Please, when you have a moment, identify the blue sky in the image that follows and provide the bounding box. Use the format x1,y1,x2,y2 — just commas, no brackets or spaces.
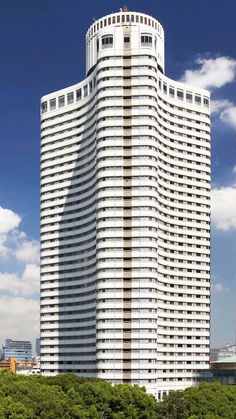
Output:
0,0,235,349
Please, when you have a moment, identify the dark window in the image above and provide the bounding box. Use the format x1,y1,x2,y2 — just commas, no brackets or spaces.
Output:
76,89,82,101
124,36,130,47
67,92,74,105
177,90,184,100
141,35,152,46
83,85,88,97
102,35,113,48
49,99,56,111
58,96,65,107
195,95,201,104
169,87,175,97
186,92,192,103
41,102,47,113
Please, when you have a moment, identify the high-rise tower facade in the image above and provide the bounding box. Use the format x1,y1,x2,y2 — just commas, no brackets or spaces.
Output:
40,10,211,398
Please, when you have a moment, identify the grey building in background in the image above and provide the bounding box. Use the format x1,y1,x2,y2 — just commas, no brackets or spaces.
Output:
35,338,40,357
3,339,32,362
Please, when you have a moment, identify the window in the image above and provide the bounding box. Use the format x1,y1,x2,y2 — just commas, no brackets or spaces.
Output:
58,96,65,107
67,92,74,105
102,35,113,48
49,99,56,111
83,85,88,97
186,92,192,103
195,95,201,105
177,90,184,100
203,97,209,108
124,35,130,47
76,89,82,101
41,102,47,113
141,34,152,46
169,87,175,98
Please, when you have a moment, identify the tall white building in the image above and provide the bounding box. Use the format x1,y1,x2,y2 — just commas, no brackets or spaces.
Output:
40,10,211,399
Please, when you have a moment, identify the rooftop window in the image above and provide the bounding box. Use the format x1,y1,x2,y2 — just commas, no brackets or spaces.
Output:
67,92,74,105
58,95,65,107
102,35,113,48
49,99,56,111
141,34,152,46
41,102,47,113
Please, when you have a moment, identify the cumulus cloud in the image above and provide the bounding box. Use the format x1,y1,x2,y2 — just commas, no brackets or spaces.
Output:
211,186,236,230
0,297,39,343
0,204,40,343
15,240,40,264
180,56,236,90
212,283,229,293
0,207,21,256
220,105,236,128
210,98,236,129
0,207,21,234
0,264,39,297
211,99,233,114
0,205,40,264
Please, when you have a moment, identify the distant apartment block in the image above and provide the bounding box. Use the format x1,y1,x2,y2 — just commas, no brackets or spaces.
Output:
3,339,32,362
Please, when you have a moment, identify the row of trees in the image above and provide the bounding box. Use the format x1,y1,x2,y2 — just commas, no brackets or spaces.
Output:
0,372,235,418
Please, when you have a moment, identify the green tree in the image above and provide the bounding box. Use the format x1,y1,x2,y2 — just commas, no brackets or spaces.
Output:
157,382,236,419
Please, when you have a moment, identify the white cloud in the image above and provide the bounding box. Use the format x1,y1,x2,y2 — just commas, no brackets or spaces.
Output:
0,204,40,344
0,207,21,257
0,297,39,343
15,240,40,264
0,263,39,297
212,283,229,293
220,105,236,128
211,186,236,230
0,207,21,235
211,99,232,114
180,56,236,90
210,98,236,129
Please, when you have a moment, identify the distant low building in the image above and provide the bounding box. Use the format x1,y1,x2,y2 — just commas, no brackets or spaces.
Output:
0,358,38,374
210,355,236,385
2,339,32,362
197,353,236,385
0,358,18,373
210,344,236,362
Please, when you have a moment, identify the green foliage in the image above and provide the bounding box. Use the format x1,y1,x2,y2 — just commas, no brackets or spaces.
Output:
0,372,235,419
157,382,236,419
0,371,157,418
